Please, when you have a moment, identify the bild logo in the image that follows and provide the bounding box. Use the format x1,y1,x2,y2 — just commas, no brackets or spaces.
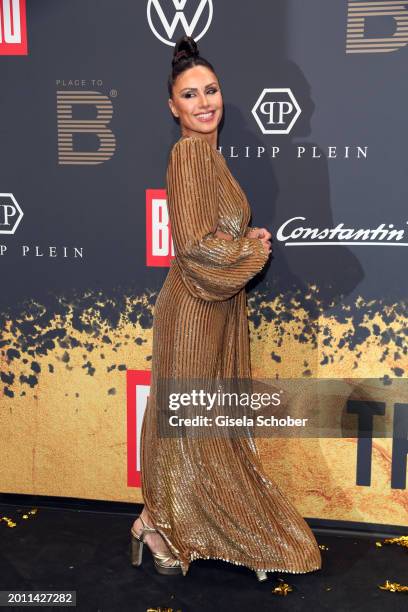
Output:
0,0,27,55
127,370,151,488
146,188,175,267
147,0,213,46
252,88,301,135
0,193,23,234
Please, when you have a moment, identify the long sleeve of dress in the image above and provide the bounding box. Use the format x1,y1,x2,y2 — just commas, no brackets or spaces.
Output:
166,137,269,302
245,226,262,237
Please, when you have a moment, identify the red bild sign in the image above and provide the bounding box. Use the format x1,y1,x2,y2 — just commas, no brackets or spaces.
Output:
0,0,28,55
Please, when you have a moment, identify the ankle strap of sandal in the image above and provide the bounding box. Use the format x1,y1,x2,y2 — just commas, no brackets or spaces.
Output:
139,515,157,535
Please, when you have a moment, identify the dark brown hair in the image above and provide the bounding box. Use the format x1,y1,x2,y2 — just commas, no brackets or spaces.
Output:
168,35,217,98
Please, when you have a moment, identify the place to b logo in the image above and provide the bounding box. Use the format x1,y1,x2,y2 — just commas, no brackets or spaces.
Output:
252,88,301,135
56,91,116,165
0,0,28,55
147,0,213,46
346,0,408,54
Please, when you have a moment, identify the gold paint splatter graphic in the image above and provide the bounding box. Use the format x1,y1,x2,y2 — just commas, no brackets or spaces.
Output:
0,289,156,399
248,287,407,378
0,288,157,502
0,285,406,519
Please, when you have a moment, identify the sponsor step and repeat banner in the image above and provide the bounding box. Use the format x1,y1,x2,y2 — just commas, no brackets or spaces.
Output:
0,1,407,529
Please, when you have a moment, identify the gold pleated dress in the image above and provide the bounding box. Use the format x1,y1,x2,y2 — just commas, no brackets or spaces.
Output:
140,135,322,576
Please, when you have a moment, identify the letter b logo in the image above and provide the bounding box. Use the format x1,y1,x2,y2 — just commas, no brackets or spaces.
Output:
57,91,116,165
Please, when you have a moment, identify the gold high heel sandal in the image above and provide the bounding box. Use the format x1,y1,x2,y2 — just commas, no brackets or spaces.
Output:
130,514,183,576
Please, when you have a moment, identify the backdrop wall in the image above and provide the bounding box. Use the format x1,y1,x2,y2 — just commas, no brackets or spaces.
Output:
0,0,407,529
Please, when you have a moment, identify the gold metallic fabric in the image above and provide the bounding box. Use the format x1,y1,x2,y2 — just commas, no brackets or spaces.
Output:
140,136,322,576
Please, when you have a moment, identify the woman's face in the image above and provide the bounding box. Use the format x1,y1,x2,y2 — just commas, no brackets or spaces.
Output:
168,65,223,137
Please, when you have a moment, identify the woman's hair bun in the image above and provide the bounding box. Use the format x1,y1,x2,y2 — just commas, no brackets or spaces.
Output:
172,36,199,66
168,35,215,98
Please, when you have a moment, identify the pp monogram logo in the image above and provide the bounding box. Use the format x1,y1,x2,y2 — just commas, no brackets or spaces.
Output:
251,88,301,135
147,0,213,46
0,193,23,234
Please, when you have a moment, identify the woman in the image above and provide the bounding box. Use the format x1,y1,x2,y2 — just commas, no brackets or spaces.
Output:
130,35,322,581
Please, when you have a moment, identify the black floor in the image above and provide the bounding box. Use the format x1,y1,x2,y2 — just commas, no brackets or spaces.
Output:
0,498,407,612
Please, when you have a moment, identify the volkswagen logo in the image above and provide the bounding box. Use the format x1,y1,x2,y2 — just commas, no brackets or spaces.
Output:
147,0,213,46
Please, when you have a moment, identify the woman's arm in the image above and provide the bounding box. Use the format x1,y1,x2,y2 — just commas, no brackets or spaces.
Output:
166,136,269,301
244,226,261,238
214,228,233,241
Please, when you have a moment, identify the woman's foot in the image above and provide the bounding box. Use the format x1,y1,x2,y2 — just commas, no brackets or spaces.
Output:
132,510,179,568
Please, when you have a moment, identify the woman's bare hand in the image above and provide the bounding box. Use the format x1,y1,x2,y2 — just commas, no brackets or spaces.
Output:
214,226,272,257
214,228,233,241
245,227,262,239
248,227,272,256
260,229,272,257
